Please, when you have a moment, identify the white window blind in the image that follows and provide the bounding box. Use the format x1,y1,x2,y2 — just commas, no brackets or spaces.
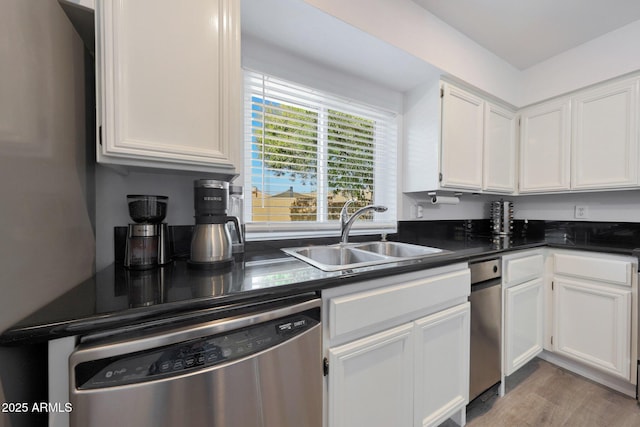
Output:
243,70,397,239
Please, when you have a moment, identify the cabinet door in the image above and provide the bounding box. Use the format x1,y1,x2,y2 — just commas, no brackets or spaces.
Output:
504,278,544,376
414,303,470,427
97,0,240,171
328,323,413,427
483,103,517,193
571,78,639,189
519,99,571,192
440,84,484,190
553,277,631,380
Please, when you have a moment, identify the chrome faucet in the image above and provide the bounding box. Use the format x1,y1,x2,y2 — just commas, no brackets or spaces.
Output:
340,199,388,244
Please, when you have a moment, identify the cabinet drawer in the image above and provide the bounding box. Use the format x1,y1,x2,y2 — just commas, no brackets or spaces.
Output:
504,254,544,286
328,269,470,341
554,253,632,286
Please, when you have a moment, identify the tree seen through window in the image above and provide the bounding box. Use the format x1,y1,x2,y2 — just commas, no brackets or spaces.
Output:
251,97,375,222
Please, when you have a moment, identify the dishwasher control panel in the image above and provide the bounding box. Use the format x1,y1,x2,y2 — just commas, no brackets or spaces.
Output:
74,309,319,390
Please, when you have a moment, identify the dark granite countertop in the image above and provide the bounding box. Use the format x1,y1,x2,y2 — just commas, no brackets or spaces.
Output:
3,220,640,345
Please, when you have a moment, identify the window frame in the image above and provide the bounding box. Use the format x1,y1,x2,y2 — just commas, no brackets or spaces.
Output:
243,69,398,241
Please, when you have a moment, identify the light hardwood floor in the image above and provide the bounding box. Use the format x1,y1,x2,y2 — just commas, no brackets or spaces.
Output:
462,358,640,427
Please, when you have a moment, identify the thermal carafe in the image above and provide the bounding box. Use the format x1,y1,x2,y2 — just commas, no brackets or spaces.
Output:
189,179,242,268
228,185,245,254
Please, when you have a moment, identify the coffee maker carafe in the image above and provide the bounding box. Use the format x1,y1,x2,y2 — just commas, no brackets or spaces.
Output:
228,185,245,254
124,195,171,269
189,179,242,268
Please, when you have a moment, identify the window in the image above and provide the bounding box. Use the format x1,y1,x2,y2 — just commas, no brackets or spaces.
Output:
243,70,397,239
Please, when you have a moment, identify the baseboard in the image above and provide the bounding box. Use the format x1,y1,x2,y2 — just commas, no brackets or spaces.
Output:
538,350,636,398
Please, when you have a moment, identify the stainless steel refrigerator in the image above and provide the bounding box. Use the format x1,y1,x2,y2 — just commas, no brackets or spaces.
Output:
0,1,95,425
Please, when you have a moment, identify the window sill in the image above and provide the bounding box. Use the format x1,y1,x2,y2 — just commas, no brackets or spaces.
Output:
245,222,397,242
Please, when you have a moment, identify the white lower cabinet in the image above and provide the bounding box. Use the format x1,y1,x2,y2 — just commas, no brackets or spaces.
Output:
504,277,544,375
500,250,637,397
553,277,631,379
502,251,545,378
328,304,470,427
414,303,470,427
323,264,471,427
547,250,637,393
328,324,413,427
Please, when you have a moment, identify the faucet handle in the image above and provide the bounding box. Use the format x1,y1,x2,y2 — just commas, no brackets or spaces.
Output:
340,199,356,223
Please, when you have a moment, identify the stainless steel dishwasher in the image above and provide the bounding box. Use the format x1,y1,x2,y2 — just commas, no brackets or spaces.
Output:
468,258,502,402
69,295,322,427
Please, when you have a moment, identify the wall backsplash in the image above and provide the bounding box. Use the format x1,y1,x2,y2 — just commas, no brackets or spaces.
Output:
514,190,640,222
401,193,501,221
95,166,219,270
402,190,640,224
98,186,640,269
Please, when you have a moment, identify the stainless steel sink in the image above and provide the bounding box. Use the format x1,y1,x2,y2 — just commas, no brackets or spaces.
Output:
282,241,447,271
282,246,389,271
352,241,444,258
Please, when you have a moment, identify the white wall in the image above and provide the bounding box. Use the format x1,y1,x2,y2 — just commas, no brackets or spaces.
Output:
401,193,496,221
400,190,640,223
304,0,521,105
243,35,405,113
514,190,640,223
520,20,640,107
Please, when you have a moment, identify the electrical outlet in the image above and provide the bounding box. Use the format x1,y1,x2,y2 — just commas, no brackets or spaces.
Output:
574,205,589,219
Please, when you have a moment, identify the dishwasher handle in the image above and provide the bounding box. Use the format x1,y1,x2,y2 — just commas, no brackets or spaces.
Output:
71,296,320,365
470,258,501,284
71,297,321,390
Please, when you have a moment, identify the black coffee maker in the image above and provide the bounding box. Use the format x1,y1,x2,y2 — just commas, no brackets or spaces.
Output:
189,180,242,268
124,195,171,269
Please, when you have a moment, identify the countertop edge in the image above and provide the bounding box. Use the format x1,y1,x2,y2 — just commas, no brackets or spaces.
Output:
4,240,640,345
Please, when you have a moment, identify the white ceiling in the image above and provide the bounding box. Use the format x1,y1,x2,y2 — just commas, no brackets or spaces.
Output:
412,0,640,70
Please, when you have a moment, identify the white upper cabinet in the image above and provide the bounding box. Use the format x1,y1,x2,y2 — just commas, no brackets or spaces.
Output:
519,98,571,193
571,78,639,190
403,81,517,195
402,80,442,193
519,76,640,194
440,84,484,190
96,0,241,173
483,103,517,193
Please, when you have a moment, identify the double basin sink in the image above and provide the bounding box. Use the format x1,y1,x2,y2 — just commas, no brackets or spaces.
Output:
282,241,448,271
